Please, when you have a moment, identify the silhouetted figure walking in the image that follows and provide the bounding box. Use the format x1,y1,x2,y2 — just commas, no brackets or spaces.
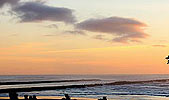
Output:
24,95,28,100
98,97,107,100
29,96,33,100
9,92,18,100
65,94,71,100
103,97,107,100
165,55,169,64
33,95,37,100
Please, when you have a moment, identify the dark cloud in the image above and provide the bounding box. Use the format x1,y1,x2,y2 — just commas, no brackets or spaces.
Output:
112,32,147,43
93,35,107,40
65,30,86,35
12,1,76,23
152,45,167,47
0,0,19,8
76,17,148,43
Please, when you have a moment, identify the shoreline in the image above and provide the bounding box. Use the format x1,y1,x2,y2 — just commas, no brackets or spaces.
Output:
0,96,97,100
1,95,169,100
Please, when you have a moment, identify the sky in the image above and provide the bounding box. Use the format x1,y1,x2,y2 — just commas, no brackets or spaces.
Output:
0,0,169,75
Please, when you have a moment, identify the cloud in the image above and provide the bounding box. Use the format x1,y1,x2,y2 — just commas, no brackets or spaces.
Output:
43,34,56,37
0,0,19,8
12,1,76,24
45,24,58,29
76,17,148,43
64,30,86,35
112,32,147,43
1,1,148,44
152,45,167,47
93,35,107,40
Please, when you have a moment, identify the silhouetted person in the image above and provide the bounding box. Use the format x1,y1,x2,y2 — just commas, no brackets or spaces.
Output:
165,55,169,64
65,94,70,100
33,95,37,100
24,95,28,100
9,92,18,100
29,96,33,100
61,98,66,100
98,97,107,100
103,97,107,100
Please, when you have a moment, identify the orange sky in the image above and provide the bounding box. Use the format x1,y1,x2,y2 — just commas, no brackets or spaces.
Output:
0,0,169,75
0,45,169,75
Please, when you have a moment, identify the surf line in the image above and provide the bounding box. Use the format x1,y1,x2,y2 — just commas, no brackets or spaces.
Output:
0,79,101,85
0,78,169,93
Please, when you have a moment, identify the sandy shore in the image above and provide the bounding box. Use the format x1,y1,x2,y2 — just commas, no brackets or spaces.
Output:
1,95,169,100
107,95,169,100
0,96,97,100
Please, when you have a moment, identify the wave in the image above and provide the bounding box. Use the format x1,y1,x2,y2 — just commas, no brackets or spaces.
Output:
0,79,169,93
104,78,169,85
0,79,100,85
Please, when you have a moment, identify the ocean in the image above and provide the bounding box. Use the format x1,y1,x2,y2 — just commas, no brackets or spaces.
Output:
1,75,169,100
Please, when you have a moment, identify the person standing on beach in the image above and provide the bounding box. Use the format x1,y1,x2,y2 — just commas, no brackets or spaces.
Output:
24,95,28,100
65,94,71,100
9,92,18,100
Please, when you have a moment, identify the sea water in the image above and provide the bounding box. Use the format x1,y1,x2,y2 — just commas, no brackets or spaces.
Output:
1,75,169,100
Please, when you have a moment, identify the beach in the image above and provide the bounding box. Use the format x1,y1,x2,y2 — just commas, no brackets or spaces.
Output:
1,95,169,100
0,96,97,100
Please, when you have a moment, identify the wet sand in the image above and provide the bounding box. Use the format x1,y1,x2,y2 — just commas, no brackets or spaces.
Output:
0,96,97,100
1,95,169,100
108,95,169,100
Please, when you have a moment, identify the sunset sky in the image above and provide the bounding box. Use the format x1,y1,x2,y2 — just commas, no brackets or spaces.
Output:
0,0,169,75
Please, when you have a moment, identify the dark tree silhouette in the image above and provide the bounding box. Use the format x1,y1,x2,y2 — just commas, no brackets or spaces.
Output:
165,55,169,64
